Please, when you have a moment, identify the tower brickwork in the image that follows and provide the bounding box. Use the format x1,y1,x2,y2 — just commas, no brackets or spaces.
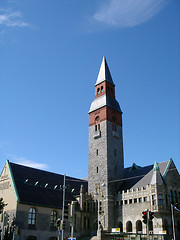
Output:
88,57,124,230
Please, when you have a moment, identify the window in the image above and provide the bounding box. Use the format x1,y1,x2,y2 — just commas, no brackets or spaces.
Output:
170,190,173,203
126,221,132,232
97,167,98,173
144,197,147,202
114,149,117,156
112,123,117,131
134,198,137,203
158,194,163,205
152,195,156,205
174,191,178,203
95,124,100,131
120,200,123,205
129,199,132,204
28,208,36,226
136,220,142,232
125,200,127,205
97,88,100,95
50,210,57,227
95,116,100,122
101,86,104,93
96,149,98,156
139,197,142,203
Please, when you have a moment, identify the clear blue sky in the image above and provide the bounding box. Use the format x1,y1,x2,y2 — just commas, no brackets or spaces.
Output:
0,0,180,179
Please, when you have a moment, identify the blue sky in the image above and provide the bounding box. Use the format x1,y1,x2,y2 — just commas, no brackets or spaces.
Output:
0,0,180,179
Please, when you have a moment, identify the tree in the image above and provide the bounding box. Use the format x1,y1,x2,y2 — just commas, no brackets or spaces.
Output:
0,198,7,213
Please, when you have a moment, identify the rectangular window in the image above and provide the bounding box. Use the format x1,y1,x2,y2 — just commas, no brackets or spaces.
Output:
125,200,127,205
139,197,142,203
97,167,98,173
144,197,147,202
120,200,123,205
129,199,132,204
134,198,137,203
158,194,163,205
112,123,117,131
152,194,156,205
96,149,98,156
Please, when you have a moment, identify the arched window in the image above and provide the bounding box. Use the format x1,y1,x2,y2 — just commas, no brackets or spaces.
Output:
95,116,100,122
28,208,36,226
118,222,123,232
126,221,132,232
50,210,57,227
97,88,100,95
101,86,104,93
174,191,178,203
170,190,174,203
136,220,142,232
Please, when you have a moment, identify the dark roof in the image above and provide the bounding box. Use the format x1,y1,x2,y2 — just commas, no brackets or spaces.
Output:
9,162,88,209
119,161,169,191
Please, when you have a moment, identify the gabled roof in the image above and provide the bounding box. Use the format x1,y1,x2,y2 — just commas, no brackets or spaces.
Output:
7,161,88,209
95,56,115,86
119,160,170,191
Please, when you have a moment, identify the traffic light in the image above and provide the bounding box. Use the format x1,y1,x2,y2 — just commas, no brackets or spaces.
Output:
149,211,154,221
142,211,147,224
62,220,66,230
64,205,68,219
56,218,61,229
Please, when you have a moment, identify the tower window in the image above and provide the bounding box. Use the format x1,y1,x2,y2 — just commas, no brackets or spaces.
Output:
101,86,104,93
97,88,100,95
95,124,100,131
112,123,117,131
95,116,100,122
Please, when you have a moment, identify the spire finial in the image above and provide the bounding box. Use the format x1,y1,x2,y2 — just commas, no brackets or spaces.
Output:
153,160,160,172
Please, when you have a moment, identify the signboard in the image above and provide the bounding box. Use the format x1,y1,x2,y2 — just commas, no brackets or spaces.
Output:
112,228,120,233
159,230,167,234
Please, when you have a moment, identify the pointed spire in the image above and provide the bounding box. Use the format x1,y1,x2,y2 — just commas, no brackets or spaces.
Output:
95,56,115,86
150,161,164,185
153,160,160,172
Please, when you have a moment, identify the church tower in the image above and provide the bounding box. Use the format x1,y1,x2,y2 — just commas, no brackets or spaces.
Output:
88,57,124,230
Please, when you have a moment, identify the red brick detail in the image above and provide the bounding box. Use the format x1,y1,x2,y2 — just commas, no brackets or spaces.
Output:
95,81,115,99
89,106,122,127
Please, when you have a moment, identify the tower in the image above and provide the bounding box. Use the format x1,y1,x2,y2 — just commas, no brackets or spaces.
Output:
88,57,124,230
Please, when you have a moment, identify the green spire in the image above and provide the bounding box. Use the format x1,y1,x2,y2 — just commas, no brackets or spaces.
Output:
153,160,160,172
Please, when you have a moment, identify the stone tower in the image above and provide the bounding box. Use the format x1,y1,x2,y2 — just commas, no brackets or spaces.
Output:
88,57,124,230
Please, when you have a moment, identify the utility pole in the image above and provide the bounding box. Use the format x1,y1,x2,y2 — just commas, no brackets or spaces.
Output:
146,209,150,240
171,204,176,240
61,174,66,240
71,201,75,239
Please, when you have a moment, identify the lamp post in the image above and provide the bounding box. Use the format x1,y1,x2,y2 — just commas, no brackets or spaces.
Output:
61,174,66,240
